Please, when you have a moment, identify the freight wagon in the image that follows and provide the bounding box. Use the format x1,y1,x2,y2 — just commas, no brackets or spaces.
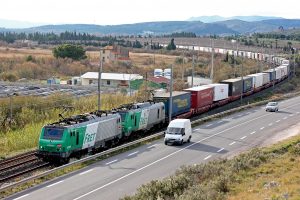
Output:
153,91,191,119
184,86,213,114
220,78,243,98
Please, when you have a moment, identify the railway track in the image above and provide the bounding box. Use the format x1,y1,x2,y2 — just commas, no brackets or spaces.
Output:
0,151,50,184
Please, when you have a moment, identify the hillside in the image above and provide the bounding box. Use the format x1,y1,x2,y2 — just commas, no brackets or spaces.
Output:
187,15,283,23
1,19,300,36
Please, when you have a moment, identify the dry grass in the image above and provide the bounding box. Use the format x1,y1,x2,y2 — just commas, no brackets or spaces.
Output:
228,155,300,200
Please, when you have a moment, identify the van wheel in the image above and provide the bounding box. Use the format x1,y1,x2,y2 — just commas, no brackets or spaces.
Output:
164,141,168,145
180,140,183,145
187,136,191,143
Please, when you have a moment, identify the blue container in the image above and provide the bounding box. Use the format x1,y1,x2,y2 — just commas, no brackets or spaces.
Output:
153,91,191,117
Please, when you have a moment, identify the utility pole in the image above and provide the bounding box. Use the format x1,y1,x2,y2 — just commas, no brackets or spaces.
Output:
169,64,173,123
192,55,195,87
240,60,243,104
9,95,13,123
98,50,103,111
210,38,214,81
145,72,148,100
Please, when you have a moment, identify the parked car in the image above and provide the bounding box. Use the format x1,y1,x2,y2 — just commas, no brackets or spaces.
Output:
266,102,279,112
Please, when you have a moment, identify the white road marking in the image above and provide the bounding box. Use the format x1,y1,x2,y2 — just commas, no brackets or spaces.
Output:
229,141,236,146
283,117,288,120
250,131,256,135
73,102,300,200
260,127,265,130
217,121,223,124
289,114,294,117
297,112,300,114
237,114,242,117
240,136,247,140
79,169,94,175
246,112,251,114
14,194,29,200
217,148,224,153
268,123,273,126
47,180,63,188
206,124,213,127
276,120,281,123
105,159,118,165
204,155,212,160
147,144,156,149
127,151,139,157
194,128,200,131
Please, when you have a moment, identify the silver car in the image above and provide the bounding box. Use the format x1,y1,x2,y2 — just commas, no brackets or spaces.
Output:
266,102,279,112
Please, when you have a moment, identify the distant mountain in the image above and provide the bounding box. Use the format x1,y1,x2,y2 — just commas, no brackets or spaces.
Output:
0,19,46,29
1,18,300,36
215,19,300,34
187,15,283,23
15,21,239,36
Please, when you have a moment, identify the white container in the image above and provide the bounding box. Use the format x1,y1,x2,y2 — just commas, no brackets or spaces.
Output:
281,60,289,66
154,69,163,77
207,83,229,101
247,73,263,88
278,65,288,77
258,73,270,85
275,67,282,79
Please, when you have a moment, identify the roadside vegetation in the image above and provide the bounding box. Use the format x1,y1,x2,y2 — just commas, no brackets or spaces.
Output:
122,134,300,200
0,94,137,158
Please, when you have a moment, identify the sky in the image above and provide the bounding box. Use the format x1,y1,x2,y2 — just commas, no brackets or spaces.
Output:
0,0,299,25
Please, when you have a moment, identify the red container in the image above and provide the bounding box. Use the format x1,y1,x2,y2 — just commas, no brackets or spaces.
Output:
184,86,213,110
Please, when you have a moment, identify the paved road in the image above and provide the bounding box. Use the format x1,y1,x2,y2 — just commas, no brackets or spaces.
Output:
8,96,300,200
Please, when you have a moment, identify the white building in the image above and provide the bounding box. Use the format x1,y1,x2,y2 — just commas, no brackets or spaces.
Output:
80,72,143,87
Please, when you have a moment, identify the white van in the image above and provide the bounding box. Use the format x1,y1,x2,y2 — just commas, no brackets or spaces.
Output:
164,119,192,145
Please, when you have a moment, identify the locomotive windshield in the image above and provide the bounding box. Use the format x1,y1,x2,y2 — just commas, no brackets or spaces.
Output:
167,127,184,135
119,112,126,122
43,127,64,140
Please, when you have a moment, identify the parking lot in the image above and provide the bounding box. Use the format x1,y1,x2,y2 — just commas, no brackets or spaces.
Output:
0,83,97,98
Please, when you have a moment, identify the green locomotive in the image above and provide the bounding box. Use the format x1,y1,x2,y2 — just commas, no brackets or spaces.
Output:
116,102,165,137
38,102,165,163
38,111,122,163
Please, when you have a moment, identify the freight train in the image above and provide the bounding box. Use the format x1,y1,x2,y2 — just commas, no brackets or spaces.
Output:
37,50,291,163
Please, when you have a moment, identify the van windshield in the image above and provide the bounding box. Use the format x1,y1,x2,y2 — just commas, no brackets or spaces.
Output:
167,127,184,135
43,127,64,140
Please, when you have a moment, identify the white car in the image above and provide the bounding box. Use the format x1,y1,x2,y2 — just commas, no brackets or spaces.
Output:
266,102,279,112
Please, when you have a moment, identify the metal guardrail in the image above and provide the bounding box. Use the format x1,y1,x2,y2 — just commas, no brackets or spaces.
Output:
1,90,300,193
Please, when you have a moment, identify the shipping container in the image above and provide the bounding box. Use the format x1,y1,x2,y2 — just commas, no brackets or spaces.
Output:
277,65,288,77
153,91,191,118
220,78,243,96
184,86,213,109
207,83,229,101
247,73,263,88
275,68,282,79
263,69,276,81
242,77,253,92
257,73,270,85
282,60,289,66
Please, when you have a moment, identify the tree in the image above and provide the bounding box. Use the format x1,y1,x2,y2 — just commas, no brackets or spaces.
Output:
53,44,87,60
166,38,176,50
